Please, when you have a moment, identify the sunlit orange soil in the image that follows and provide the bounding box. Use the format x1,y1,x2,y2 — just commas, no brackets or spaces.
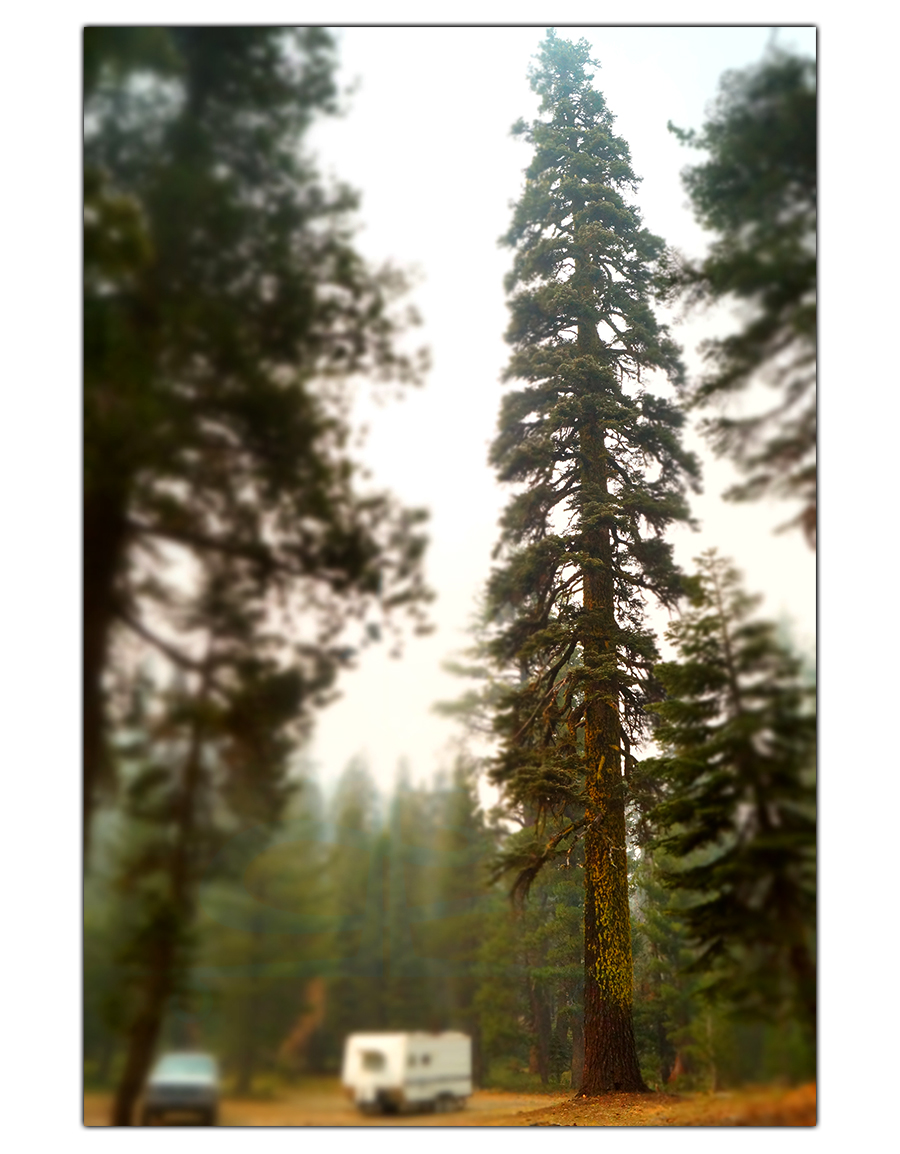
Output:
516,1082,815,1126
83,1081,815,1127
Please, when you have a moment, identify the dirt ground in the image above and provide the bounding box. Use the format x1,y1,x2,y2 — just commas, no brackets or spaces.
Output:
84,1080,815,1127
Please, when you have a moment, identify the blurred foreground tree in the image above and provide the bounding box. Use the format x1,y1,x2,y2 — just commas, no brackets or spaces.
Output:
485,32,699,1094
662,48,816,544
107,555,315,1123
83,26,430,859
644,551,816,1045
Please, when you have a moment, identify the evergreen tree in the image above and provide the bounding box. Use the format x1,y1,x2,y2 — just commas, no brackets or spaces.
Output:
644,550,816,1045
486,31,699,1094
469,811,585,1091
194,774,330,1092
630,848,708,1089
83,27,430,859
518,831,585,1087
319,757,383,1064
414,761,500,1082
661,48,816,544
382,770,444,1033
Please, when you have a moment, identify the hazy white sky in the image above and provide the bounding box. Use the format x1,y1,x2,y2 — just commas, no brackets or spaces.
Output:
303,25,817,795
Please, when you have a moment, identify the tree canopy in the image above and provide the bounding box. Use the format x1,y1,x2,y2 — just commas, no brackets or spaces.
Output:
83,27,431,856
662,48,816,544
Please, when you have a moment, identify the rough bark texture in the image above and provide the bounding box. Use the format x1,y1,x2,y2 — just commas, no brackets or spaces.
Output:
577,325,647,1095
580,597,646,1092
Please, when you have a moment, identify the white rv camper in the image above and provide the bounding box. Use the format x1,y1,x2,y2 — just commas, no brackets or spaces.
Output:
341,1032,472,1114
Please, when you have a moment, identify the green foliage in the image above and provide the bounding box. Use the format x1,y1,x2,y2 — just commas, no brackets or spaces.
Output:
630,850,703,1088
190,777,330,1092
644,550,816,1037
83,26,431,848
312,758,503,1079
486,30,700,825
662,48,816,543
474,811,586,1087
85,749,811,1097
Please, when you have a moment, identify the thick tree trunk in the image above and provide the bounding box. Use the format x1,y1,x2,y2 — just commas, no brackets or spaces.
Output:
577,359,646,1095
83,486,129,865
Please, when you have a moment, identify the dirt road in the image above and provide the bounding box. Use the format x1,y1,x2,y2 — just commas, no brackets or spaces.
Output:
84,1087,570,1127
84,1081,815,1127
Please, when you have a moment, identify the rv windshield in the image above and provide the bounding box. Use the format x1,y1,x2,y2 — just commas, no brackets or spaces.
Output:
361,1050,386,1072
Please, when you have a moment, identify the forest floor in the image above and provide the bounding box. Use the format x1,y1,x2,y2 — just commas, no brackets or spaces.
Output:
83,1080,815,1127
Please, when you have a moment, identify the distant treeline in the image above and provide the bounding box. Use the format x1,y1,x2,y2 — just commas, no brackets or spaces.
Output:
85,751,814,1096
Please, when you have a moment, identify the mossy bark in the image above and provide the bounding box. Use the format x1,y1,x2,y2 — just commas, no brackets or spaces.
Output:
579,547,646,1093
577,320,646,1095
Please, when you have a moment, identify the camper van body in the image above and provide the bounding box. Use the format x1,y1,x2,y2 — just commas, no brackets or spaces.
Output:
341,1032,472,1113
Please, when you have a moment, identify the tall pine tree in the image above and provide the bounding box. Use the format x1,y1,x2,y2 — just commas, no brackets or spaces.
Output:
486,31,699,1094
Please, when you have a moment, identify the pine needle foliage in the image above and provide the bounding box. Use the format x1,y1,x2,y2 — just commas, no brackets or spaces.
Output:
661,48,816,544
644,550,816,1037
83,28,431,857
486,30,700,1094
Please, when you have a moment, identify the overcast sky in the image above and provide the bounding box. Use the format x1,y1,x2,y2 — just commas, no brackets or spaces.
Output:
301,25,818,797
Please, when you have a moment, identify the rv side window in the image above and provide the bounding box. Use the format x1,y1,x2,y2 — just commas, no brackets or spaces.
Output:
421,1054,431,1066
361,1050,386,1072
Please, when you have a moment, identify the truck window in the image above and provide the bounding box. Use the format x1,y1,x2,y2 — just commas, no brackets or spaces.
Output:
361,1050,386,1072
